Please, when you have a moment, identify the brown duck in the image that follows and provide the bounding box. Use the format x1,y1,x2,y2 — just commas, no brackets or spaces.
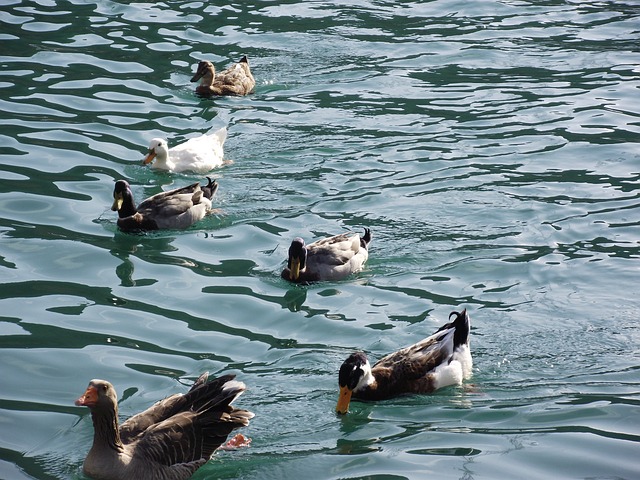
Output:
75,373,253,480
191,56,255,96
336,309,472,414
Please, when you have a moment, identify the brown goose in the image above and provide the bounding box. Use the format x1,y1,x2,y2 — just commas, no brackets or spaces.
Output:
336,309,472,414
75,373,254,480
190,56,255,96
281,228,372,284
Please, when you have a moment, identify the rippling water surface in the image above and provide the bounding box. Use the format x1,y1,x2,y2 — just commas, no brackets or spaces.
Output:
1,1,639,479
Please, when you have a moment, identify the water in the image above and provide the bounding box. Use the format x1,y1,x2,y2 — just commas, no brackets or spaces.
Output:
1,0,639,479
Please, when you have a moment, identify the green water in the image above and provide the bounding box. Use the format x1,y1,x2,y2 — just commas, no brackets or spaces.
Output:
1,1,639,479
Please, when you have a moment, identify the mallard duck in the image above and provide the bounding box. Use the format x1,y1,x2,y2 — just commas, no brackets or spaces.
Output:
336,309,472,414
75,373,253,480
111,177,218,231
142,127,226,173
191,56,255,96
281,228,372,283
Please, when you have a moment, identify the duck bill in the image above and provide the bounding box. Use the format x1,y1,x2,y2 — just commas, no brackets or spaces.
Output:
75,386,98,407
111,193,124,211
336,385,353,414
190,70,205,82
142,150,156,165
289,257,301,281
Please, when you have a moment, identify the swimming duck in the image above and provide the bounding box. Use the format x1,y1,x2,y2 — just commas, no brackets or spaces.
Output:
336,309,472,414
111,177,218,231
191,56,255,96
281,228,372,283
75,373,253,480
143,127,227,173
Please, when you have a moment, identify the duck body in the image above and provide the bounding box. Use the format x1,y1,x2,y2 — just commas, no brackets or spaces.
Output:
111,178,218,231
336,309,472,414
281,228,372,283
143,127,226,173
75,373,254,480
191,56,255,96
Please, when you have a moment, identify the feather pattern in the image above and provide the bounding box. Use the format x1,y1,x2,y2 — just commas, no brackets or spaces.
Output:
282,228,372,283
75,373,253,480
190,56,255,96
336,309,472,414
111,178,218,231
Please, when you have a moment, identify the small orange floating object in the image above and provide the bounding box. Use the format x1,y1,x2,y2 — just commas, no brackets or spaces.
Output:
220,433,252,450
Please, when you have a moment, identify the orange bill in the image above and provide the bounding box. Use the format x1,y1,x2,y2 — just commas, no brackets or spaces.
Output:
336,385,353,414
75,386,98,407
142,151,156,165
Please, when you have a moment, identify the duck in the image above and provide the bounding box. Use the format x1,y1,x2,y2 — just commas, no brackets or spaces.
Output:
336,309,472,414
281,228,372,283
111,177,218,231
142,127,227,173
75,372,254,480
191,56,255,96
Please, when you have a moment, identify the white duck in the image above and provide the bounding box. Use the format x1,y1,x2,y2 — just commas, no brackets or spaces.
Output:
336,309,472,414
142,127,227,174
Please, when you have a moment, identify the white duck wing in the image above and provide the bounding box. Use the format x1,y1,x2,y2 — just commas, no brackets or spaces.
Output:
168,127,227,173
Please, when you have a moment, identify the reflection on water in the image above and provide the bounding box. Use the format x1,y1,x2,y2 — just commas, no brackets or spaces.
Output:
1,0,639,479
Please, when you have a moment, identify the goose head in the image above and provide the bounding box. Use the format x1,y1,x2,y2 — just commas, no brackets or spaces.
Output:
75,379,117,410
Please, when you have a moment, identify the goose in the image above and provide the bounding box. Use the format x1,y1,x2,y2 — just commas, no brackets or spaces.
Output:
111,177,218,231
191,56,255,96
336,309,472,414
75,373,254,480
281,228,372,283
143,127,226,173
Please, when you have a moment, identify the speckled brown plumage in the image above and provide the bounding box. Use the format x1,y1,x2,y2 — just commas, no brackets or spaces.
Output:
191,56,255,96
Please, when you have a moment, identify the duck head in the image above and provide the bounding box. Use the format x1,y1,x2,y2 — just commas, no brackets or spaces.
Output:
111,180,136,217
336,352,373,414
143,138,170,168
191,60,215,86
286,238,307,281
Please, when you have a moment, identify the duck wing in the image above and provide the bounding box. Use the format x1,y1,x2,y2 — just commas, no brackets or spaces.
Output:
304,229,371,280
169,128,226,173
214,57,255,95
135,182,210,229
372,310,471,395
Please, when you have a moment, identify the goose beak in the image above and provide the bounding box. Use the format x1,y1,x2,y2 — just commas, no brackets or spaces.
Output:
75,386,98,407
111,192,124,211
142,150,156,165
336,385,353,414
289,257,301,281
